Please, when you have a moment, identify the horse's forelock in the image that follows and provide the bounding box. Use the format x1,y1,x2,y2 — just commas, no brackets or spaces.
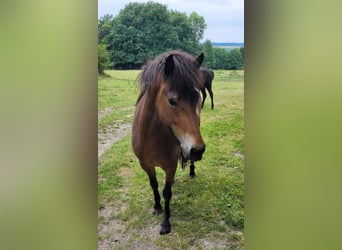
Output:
163,52,203,95
136,51,202,104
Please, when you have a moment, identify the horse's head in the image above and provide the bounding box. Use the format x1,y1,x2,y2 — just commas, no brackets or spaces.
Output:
156,51,206,161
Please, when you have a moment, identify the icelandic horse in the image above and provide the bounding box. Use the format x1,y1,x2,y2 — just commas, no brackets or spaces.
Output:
132,50,206,234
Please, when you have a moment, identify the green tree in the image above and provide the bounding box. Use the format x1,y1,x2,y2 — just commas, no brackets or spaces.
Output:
109,2,176,67
98,14,114,46
213,47,229,69
98,44,110,74
227,48,244,70
201,40,215,68
189,12,207,53
239,47,244,60
170,11,196,53
99,2,207,68
189,12,206,40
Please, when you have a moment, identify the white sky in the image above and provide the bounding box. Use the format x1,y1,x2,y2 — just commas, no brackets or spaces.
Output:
98,0,244,43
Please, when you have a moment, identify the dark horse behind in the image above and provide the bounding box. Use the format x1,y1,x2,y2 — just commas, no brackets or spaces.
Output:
132,50,206,234
200,67,214,109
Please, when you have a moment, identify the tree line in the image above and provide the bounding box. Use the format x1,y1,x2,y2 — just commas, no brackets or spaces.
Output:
98,2,244,73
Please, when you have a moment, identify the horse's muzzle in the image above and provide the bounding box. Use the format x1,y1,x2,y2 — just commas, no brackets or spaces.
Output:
189,145,206,161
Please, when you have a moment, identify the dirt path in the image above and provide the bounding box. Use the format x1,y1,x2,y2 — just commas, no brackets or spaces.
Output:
98,122,131,158
98,107,161,249
98,107,133,158
98,182,160,250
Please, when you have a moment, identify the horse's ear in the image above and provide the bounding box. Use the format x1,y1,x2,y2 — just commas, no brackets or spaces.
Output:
195,53,204,67
164,54,174,77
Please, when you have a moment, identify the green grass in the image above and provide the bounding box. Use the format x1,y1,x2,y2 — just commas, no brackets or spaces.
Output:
98,69,244,249
98,70,139,132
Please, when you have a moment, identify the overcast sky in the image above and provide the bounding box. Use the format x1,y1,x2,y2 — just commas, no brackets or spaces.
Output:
98,0,244,43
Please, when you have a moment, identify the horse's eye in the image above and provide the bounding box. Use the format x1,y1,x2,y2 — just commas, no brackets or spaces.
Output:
168,98,178,107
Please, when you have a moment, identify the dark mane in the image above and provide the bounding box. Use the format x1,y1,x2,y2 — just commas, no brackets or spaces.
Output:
136,50,203,104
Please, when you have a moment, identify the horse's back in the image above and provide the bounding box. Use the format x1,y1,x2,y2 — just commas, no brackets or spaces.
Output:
200,67,214,89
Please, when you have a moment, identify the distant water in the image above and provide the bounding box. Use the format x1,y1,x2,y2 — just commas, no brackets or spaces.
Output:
211,42,244,47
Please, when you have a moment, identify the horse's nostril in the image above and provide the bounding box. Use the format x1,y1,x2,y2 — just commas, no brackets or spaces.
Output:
190,145,206,161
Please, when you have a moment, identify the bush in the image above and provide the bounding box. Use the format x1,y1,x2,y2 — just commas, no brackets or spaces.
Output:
98,44,110,74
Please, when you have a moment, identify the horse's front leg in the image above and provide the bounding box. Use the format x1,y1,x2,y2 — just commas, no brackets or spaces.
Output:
149,175,163,215
160,167,176,235
142,164,163,215
160,181,172,234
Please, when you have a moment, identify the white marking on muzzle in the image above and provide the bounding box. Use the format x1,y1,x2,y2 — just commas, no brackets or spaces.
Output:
179,134,195,159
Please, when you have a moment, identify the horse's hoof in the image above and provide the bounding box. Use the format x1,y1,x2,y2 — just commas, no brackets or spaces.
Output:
189,173,196,178
159,224,171,235
153,208,163,215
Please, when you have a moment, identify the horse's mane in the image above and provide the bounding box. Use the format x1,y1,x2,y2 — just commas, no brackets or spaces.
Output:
136,50,203,104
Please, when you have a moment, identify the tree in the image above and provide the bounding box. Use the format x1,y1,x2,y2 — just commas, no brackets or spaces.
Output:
98,44,110,74
239,47,244,60
201,40,215,68
213,47,229,69
109,2,176,67
227,48,244,70
99,2,207,68
98,14,114,46
170,11,196,54
189,12,206,42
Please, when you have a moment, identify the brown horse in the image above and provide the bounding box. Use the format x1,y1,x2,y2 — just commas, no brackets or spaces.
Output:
200,67,215,109
132,50,206,235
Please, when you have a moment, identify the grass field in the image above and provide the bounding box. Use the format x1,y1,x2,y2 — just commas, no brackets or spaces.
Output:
98,69,244,249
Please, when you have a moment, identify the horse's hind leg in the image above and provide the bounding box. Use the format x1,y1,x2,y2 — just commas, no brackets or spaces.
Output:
201,88,207,108
160,166,177,235
189,161,196,178
208,86,214,109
